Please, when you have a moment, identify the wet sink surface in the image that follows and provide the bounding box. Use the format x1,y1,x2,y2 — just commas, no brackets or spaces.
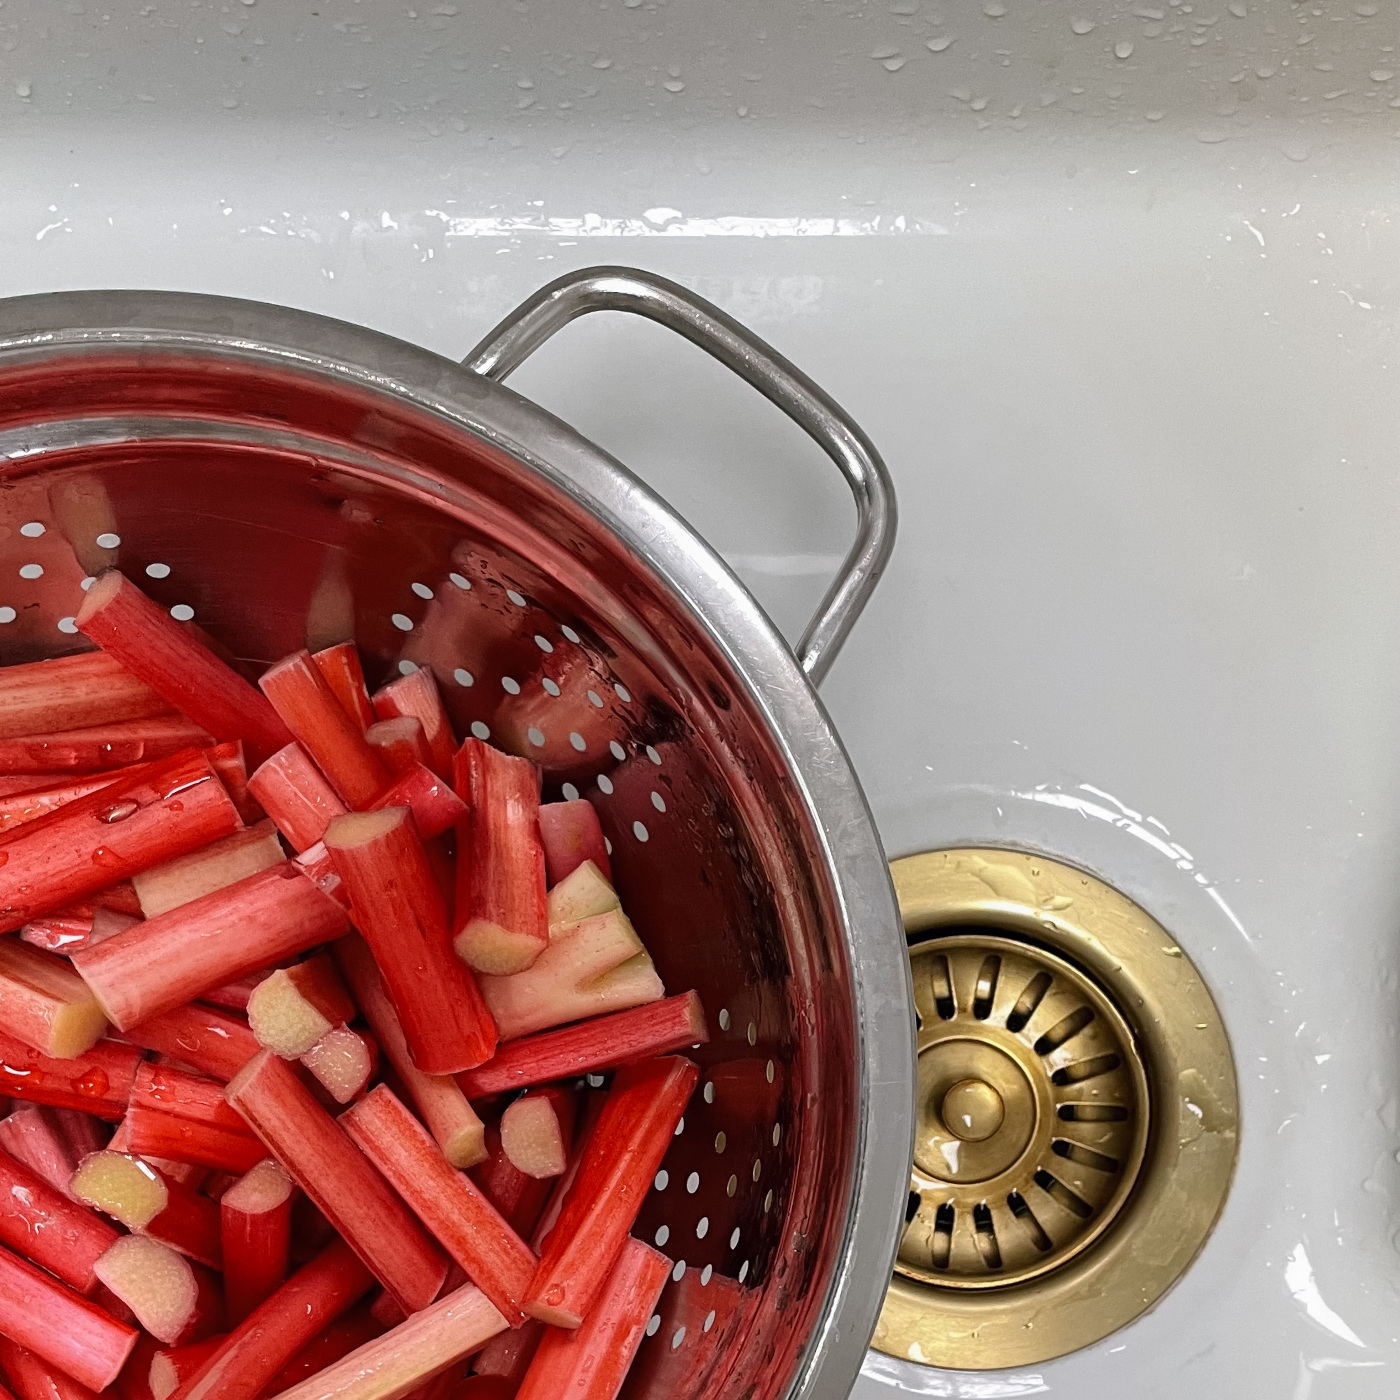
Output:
2,1,1398,1395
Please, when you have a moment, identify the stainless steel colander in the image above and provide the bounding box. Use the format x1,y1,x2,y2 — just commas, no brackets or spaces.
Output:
0,268,914,1400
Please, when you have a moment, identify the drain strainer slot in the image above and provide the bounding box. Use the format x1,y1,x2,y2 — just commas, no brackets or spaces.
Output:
903,934,1149,1291
874,848,1238,1371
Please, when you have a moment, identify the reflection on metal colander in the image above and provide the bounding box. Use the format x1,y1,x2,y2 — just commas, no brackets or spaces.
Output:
0,275,914,1400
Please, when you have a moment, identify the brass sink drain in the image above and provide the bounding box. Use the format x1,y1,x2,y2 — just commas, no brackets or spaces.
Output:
874,849,1238,1370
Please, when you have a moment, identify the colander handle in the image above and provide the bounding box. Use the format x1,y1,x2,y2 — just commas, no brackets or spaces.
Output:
463,266,896,688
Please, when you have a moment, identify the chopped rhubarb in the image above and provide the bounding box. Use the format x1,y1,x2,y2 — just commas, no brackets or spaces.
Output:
0,717,213,776
369,765,467,841
0,1335,99,1400
164,1239,375,1400
451,740,547,976
370,669,457,780
0,651,171,742
0,748,241,935
0,1104,83,1194
94,1236,223,1346
133,821,285,919
71,1152,222,1268
458,993,708,1099
500,1088,574,1180
204,741,263,826
221,1158,294,1325
73,864,351,1030
258,652,391,809
469,1319,543,1390
335,936,486,1169
538,801,611,886
365,717,433,777
544,860,619,927
226,1051,448,1314
52,1106,108,1159
19,908,96,955
265,1305,384,1392
0,1031,143,1120
75,572,291,764
121,1004,259,1083
340,1085,537,1326
247,956,356,1060
300,1025,377,1105
0,1240,139,1390
265,1282,507,1400
325,808,495,1075
125,1063,265,1173
312,644,375,734
0,770,141,836
525,1057,697,1328
148,1336,229,1400
0,1144,118,1291
515,1238,669,1399
478,910,664,1042
247,745,348,853
527,1089,606,1252
612,1269,745,1400
467,1124,553,1242
115,1333,160,1400
0,940,109,1058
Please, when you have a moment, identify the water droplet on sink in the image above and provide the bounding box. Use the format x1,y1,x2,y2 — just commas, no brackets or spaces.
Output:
927,35,954,51
982,0,1007,14
1115,39,1134,57
1071,17,1096,33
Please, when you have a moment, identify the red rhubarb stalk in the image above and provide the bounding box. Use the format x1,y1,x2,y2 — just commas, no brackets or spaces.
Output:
0,717,213,776
0,748,241,936
478,910,664,1042
528,1089,606,1251
369,765,467,841
75,571,292,764
259,653,391,809
324,808,495,1075
469,1319,543,1390
0,1335,98,1400
121,1004,259,1083
515,1238,669,1399
311,644,375,734
165,1239,375,1400
132,821,285,920
52,1107,109,1160
265,1282,507,1400
0,1105,82,1195
467,1123,553,1243
0,770,140,836
93,1236,223,1346
500,1087,575,1180
0,1031,142,1120
334,936,486,1169
71,1153,223,1267
617,1269,746,1400
125,1063,265,1173
544,859,619,926
0,940,109,1058
525,1056,697,1328
458,992,708,1099
0,651,171,742
0,1240,138,1389
148,1336,228,1400
226,1051,448,1314
451,740,547,976
365,717,432,777
221,1158,294,1326
263,1305,385,1393
0,1144,118,1291
72,864,351,1030
299,1025,377,1105
537,800,611,886
18,909,95,955
340,1087,536,1325
247,746,347,853
370,669,456,780
204,741,263,826
247,956,356,1060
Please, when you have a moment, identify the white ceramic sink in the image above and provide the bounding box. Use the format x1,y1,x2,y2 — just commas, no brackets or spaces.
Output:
2,1,1398,1395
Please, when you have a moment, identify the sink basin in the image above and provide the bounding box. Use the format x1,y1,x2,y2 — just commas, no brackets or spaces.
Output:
2,1,1397,1394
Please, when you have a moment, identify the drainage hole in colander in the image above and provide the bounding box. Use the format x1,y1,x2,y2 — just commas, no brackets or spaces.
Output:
412,582,433,599
453,668,473,687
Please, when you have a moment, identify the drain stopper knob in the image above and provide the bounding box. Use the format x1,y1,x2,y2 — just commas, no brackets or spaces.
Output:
940,1079,1005,1142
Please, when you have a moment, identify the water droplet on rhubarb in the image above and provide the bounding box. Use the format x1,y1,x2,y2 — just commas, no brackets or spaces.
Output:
98,801,139,824
545,1284,565,1306
75,1069,109,1098
0,853,9,869
166,800,183,812
90,847,124,869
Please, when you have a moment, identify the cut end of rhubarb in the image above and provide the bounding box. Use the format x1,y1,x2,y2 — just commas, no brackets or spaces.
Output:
221,1156,293,1214
443,1116,488,1171
94,1236,197,1345
545,861,620,929
323,805,410,850
0,939,110,1058
300,1025,374,1104
71,1150,168,1228
73,569,123,627
500,1095,567,1179
248,969,335,1059
454,919,547,977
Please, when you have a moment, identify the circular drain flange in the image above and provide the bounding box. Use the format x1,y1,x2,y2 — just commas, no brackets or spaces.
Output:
873,848,1238,1371
902,935,1149,1290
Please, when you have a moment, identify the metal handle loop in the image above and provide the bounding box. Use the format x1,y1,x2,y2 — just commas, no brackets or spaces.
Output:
463,266,896,687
